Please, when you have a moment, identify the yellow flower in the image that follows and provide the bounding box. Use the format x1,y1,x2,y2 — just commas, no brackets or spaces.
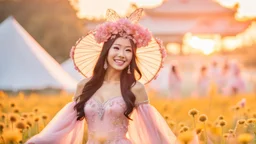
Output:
178,131,194,144
219,120,227,127
246,118,256,124
26,119,33,127
33,108,39,113
2,129,22,143
0,122,4,133
16,121,26,130
1,113,6,120
199,114,208,122
41,113,49,120
22,113,28,118
218,115,224,120
34,117,40,122
10,102,16,108
179,122,185,128
228,129,234,134
13,108,20,113
223,133,229,138
188,108,199,117
235,106,240,111
237,133,253,144
182,126,189,132
238,119,245,125
168,120,175,128
196,128,202,135
163,113,171,121
9,113,19,123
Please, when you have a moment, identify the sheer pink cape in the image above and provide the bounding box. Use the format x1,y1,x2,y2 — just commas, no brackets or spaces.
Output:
25,102,199,144
25,102,84,144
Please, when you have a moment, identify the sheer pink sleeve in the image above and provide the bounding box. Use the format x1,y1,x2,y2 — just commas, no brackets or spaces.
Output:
25,101,85,144
128,102,178,144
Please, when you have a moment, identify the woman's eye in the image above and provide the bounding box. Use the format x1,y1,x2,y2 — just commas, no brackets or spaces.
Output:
114,47,119,50
126,49,132,52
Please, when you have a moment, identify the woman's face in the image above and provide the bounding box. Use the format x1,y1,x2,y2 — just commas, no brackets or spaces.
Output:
107,37,133,72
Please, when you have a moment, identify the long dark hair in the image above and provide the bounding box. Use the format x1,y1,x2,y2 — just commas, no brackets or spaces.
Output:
74,35,142,120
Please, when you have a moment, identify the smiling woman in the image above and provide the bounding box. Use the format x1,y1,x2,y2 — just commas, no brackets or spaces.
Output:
25,8,199,144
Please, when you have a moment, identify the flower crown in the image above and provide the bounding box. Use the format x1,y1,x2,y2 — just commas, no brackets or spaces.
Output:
93,9,152,48
70,8,167,84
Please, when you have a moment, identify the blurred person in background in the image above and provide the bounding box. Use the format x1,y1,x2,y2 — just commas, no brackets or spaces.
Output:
222,60,246,96
196,65,210,97
208,60,221,90
218,60,230,94
168,64,182,99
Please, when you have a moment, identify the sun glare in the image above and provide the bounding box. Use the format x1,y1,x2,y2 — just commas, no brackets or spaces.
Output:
128,0,163,8
216,0,238,8
166,43,180,55
187,36,216,55
217,0,256,20
72,0,256,20
222,36,242,50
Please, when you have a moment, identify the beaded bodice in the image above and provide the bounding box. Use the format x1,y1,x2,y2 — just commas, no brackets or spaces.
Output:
84,96,129,141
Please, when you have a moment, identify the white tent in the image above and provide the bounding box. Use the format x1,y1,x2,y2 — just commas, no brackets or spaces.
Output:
61,58,84,81
0,17,77,91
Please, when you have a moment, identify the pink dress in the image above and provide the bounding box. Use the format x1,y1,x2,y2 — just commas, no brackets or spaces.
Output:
25,96,197,144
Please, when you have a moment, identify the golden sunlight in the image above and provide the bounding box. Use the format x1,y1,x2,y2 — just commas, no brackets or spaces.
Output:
76,0,131,19
216,0,238,8
222,36,242,51
183,33,221,55
73,0,163,19
166,43,180,55
188,36,216,55
128,0,163,8
235,0,256,20
73,0,256,19
217,0,256,20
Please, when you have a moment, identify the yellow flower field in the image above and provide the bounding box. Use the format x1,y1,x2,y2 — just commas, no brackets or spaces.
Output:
0,90,256,144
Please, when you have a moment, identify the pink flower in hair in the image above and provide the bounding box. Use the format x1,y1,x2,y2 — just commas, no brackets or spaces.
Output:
109,23,118,34
93,18,152,48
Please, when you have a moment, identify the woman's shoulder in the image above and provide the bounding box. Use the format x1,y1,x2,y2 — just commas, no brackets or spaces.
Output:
131,81,144,91
77,78,90,87
131,81,148,103
73,78,91,101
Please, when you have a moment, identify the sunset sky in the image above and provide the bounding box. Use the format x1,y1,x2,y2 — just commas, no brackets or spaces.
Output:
70,0,256,55
73,0,256,20
74,0,163,19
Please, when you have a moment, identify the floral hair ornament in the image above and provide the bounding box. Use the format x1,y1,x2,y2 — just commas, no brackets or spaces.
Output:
70,8,167,84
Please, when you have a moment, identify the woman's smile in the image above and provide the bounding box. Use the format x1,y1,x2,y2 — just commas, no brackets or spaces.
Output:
114,58,126,66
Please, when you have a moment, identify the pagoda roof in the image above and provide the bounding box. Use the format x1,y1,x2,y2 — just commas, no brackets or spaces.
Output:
189,17,250,35
139,16,250,36
139,16,195,35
